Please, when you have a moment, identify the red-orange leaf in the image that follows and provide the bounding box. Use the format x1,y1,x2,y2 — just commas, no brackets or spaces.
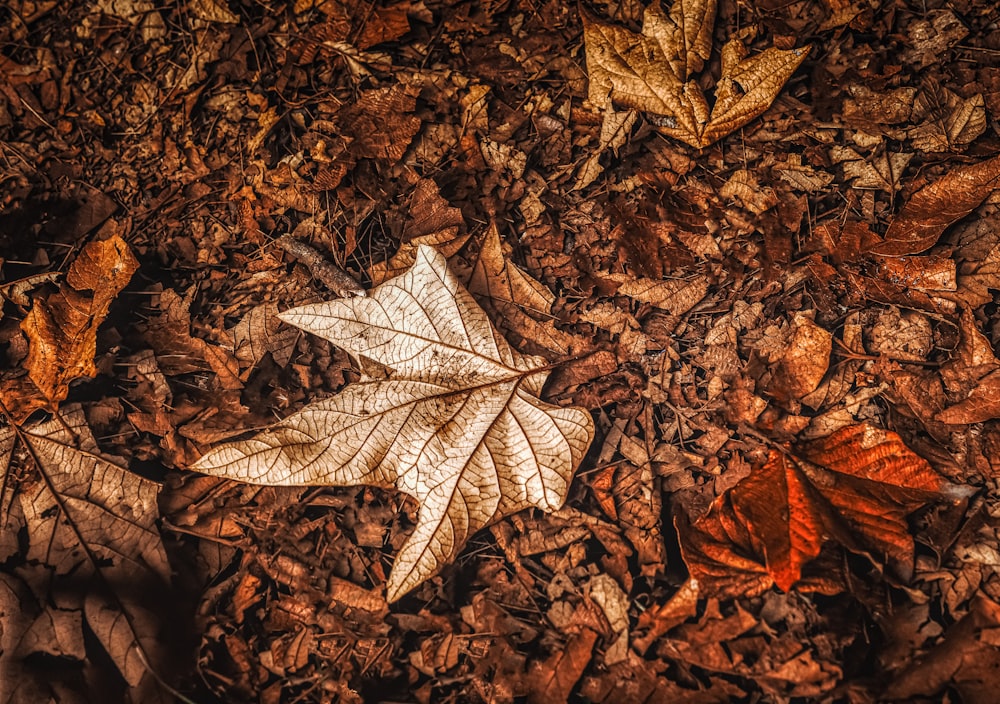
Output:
678,425,973,598
730,452,826,592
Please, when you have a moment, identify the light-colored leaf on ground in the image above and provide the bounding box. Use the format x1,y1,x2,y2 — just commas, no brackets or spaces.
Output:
194,245,595,600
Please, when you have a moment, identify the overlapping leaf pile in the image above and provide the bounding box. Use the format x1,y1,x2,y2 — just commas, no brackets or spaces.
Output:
3,0,1000,702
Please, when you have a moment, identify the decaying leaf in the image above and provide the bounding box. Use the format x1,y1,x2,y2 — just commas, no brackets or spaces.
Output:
464,223,581,356
1,234,138,422
369,178,468,285
936,308,1000,424
831,146,914,193
868,154,1000,256
907,85,986,153
0,405,172,699
469,222,554,316
193,245,595,600
584,0,809,148
679,425,973,598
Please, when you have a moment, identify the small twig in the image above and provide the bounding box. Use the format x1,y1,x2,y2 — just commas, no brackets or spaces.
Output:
276,230,366,298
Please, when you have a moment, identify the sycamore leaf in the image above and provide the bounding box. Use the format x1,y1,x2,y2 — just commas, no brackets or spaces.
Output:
583,0,809,148
678,425,973,599
1,405,171,700
193,245,595,601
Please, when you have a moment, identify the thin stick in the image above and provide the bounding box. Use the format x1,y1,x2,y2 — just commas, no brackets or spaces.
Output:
277,232,366,298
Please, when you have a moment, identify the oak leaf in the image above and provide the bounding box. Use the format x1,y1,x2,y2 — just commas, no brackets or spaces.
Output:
678,425,973,599
583,0,809,148
193,245,595,601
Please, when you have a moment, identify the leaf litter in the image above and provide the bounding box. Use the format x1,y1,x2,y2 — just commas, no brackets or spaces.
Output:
3,0,1000,702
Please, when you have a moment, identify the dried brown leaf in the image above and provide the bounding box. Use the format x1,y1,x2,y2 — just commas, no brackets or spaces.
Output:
584,0,808,148
869,154,1000,256
524,628,599,704
230,303,300,369
465,223,580,357
908,86,986,153
768,313,832,401
609,273,709,316
1,234,138,422
469,222,553,316
830,146,914,193
2,405,171,698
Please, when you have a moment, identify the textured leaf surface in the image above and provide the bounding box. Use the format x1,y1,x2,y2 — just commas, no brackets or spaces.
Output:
2,405,170,698
678,425,973,597
870,154,1000,256
0,234,138,422
583,0,808,148
194,245,594,600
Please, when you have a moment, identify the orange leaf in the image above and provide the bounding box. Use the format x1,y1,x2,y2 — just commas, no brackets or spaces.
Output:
2,234,138,422
679,425,973,597
730,452,826,591
524,627,598,704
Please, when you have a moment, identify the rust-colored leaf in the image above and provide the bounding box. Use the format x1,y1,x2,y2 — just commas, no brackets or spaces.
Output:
524,627,599,704
869,154,1000,256
1,234,138,422
679,425,973,597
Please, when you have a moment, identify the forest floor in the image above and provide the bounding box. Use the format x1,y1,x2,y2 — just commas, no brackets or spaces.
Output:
2,0,1000,702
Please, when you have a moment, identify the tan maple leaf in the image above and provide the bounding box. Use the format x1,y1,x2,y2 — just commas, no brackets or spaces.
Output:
193,245,595,601
583,0,809,148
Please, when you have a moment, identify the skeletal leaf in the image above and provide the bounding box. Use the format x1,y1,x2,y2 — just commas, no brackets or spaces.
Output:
193,245,595,601
583,0,808,148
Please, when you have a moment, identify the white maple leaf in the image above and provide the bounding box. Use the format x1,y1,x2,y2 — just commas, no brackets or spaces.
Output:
193,245,595,600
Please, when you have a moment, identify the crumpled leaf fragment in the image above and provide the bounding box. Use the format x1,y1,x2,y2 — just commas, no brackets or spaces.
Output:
907,85,986,153
369,179,468,285
678,425,973,598
831,146,914,193
193,245,595,600
772,313,832,401
0,234,138,422
583,0,809,148
936,308,1000,424
463,223,581,357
